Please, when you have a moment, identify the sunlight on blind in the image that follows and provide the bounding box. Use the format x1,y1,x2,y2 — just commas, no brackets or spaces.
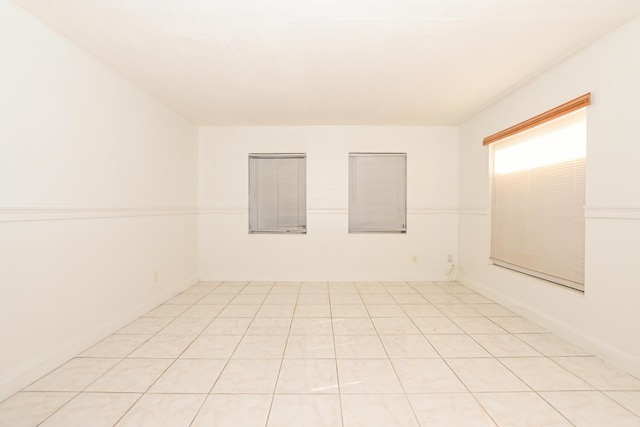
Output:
494,109,586,175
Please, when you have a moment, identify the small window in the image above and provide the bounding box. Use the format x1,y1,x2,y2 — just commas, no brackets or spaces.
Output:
249,153,306,234
349,153,407,233
488,97,588,291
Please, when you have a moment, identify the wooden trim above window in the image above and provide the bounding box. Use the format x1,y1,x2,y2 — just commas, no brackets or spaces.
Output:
483,93,591,146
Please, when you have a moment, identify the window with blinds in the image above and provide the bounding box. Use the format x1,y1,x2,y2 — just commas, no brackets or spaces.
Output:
349,153,407,233
490,107,587,291
248,154,306,233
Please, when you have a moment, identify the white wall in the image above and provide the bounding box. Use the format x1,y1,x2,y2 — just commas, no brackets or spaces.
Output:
458,15,640,376
0,0,199,400
199,126,458,281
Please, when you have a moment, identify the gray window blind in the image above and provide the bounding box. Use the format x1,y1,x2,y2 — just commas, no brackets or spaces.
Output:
491,109,586,290
249,154,306,233
349,153,407,233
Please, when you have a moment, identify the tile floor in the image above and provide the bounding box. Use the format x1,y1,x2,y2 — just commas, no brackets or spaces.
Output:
1,281,640,426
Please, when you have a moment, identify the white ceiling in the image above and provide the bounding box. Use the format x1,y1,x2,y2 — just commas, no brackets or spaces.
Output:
11,0,640,125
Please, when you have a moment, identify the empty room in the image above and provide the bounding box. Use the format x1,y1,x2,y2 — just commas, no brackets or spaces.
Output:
2,0,640,425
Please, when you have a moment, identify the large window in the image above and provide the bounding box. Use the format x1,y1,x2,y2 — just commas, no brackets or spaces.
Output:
248,153,306,233
487,94,590,291
349,153,407,233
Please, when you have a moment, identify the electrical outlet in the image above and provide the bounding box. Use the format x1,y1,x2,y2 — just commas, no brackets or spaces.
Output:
447,255,453,262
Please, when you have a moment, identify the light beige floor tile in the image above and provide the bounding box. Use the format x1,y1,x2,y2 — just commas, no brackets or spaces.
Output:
80,334,150,358
212,359,281,393
331,304,369,318
295,304,331,317
450,317,506,334
118,317,172,335
468,303,515,316
367,304,407,318
40,392,140,427
426,335,491,358
329,294,362,304
86,359,172,392
499,357,592,391
235,335,288,358
392,294,428,304
290,318,333,335
471,334,541,357
165,293,203,305
202,317,252,335
553,357,640,390
268,394,341,427
379,335,440,358
285,335,335,358
372,318,421,334
424,294,463,304
146,304,190,318
115,393,205,427
246,318,292,335
332,318,377,335
180,287,211,297
434,304,479,317
446,358,530,392
476,392,571,426
605,391,640,417
401,304,444,317
341,394,419,427
149,359,226,393
334,335,387,358
181,305,225,319
241,284,273,294
180,335,242,358
409,393,496,427
412,317,464,335
515,333,590,356
277,359,339,394
489,316,547,333
541,391,640,426
338,359,403,394
0,392,76,427
198,294,235,305
297,294,330,304
26,358,119,392
455,293,494,304
218,304,260,318
129,334,196,359
263,295,298,305
362,294,396,304
190,394,272,427
231,294,267,305
392,359,466,393
256,304,296,317
158,317,211,335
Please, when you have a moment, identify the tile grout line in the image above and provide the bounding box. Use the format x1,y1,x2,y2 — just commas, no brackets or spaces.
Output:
263,282,301,427
185,281,261,427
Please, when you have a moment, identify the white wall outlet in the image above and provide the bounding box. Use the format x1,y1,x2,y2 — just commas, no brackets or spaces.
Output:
447,255,453,262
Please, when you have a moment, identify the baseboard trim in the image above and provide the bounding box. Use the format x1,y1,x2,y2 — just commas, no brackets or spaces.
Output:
0,273,199,402
459,276,640,379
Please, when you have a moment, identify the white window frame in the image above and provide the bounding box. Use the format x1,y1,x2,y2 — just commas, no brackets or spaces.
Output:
248,153,306,234
349,152,407,234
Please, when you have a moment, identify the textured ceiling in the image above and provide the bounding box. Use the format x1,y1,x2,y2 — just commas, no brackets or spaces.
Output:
10,0,640,125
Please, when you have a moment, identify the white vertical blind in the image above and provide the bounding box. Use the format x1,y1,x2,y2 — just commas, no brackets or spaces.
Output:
349,153,406,233
491,109,586,290
249,154,306,233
